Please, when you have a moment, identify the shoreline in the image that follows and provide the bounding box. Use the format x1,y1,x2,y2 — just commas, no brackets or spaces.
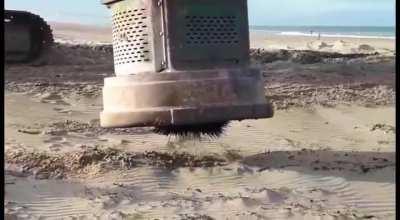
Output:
250,29,395,40
48,22,396,50
249,31,395,54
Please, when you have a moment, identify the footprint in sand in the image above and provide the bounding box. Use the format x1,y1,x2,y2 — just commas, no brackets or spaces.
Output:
47,143,63,152
36,92,70,105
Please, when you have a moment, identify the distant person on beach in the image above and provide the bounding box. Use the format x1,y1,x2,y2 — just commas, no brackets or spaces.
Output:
310,30,314,36
318,32,321,40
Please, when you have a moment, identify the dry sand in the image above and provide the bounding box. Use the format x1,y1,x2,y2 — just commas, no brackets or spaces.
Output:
4,22,396,220
250,31,395,55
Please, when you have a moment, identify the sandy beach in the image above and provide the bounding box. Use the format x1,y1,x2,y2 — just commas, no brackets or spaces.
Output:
250,31,395,54
4,22,396,220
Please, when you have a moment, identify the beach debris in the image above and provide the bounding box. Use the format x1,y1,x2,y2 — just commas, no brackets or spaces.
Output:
370,123,395,133
250,48,374,64
5,147,227,179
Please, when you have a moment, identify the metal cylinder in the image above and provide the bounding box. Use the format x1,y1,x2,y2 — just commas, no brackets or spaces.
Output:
100,0,273,128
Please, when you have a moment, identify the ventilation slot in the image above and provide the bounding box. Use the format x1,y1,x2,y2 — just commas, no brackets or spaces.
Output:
112,8,151,65
184,16,239,45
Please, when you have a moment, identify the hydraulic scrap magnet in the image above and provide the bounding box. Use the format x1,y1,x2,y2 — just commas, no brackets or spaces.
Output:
100,0,273,134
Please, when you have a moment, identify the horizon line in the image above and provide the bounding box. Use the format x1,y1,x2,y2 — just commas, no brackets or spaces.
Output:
46,21,395,29
250,25,395,28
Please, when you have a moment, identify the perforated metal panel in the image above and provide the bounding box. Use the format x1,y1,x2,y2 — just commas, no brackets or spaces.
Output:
165,0,250,71
184,15,239,46
107,0,164,76
104,0,249,74
112,8,151,65
101,0,274,129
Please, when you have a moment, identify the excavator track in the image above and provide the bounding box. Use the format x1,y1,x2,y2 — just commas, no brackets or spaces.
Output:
5,10,54,63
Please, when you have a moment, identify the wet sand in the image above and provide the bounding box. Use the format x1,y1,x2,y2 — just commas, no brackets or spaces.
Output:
4,22,396,220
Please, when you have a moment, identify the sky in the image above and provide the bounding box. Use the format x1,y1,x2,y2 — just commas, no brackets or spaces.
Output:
5,0,396,27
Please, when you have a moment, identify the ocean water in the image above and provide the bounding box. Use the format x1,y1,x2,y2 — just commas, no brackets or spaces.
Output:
250,26,395,39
